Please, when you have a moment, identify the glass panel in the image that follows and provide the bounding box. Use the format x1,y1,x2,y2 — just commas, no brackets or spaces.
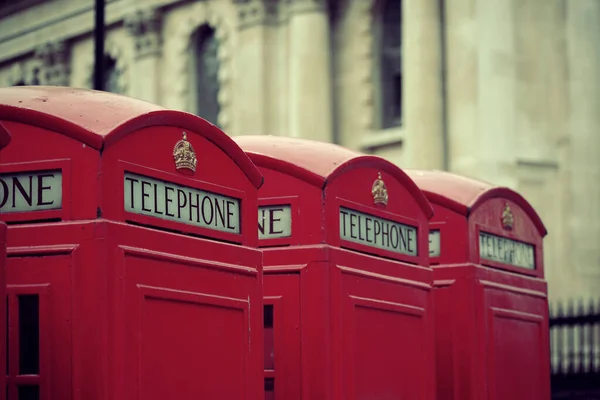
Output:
391,71,402,125
192,25,221,125
264,305,274,370
6,296,9,374
382,0,401,48
264,378,274,400
18,385,39,400
18,295,39,375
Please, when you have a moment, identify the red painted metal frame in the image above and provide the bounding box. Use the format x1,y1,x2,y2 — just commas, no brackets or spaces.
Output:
331,197,425,265
115,160,248,244
0,121,10,397
0,158,72,223
6,220,264,400
405,169,551,400
0,86,265,400
235,136,437,400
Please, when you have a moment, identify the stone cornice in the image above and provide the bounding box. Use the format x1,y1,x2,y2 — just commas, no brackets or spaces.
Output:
234,0,278,29
234,0,326,29
124,7,163,59
34,40,70,86
287,0,326,16
35,40,68,66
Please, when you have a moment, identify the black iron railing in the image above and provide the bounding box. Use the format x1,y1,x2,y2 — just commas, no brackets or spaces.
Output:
550,298,600,399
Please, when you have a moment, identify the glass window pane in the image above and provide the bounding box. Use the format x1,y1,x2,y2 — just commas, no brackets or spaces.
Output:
18,294,39,375
6,296,8,374
382,0,401,48
264,305,274,370
264,378,274,400
18,385,39,400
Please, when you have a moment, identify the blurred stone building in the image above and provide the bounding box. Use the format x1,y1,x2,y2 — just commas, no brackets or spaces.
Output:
0,0,598,302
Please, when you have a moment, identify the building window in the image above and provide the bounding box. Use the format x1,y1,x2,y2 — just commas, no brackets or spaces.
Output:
190,25,220,126
104,55,121,94
377,0,402,129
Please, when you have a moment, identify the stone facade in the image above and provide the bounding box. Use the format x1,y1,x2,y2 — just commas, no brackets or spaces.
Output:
0,0,598,302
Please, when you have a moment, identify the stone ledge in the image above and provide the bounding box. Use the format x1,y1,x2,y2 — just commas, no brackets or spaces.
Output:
516,159,560,170
359,126,404,152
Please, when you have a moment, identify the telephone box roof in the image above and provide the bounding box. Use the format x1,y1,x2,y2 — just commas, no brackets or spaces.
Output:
0,86,263,188
0,121,10,149
405,169,547,236
234,135,434,218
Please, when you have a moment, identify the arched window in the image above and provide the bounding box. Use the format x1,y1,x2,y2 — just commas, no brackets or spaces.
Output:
378,0,402,129
190,25,220,125
104,55,121,94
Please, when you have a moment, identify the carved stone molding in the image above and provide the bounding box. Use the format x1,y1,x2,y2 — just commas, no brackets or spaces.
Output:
125,8,163,59
171,2,233,131
234,0,278,29
34,40,70,86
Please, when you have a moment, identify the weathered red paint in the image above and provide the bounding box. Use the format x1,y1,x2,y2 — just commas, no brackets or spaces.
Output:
405,169,550,400
235,136,437,400
0,121,11,399
0,86,264,400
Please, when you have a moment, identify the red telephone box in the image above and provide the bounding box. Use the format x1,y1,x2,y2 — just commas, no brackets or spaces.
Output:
0,121,11,398
234,136,436,400
405,169,550,400
0,86,264,400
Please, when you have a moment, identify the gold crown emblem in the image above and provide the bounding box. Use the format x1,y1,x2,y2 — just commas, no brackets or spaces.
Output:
173,132,197,173
502,203,514,230
372,172,388,206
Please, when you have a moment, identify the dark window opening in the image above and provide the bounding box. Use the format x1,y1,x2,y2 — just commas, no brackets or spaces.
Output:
264,305,274,370
264,304,274,329
264,378,274,400
18,384,39,400
5,297,8,374
191,25,221,126
392,72,402,122
380,0,402,128
18,294,39,375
